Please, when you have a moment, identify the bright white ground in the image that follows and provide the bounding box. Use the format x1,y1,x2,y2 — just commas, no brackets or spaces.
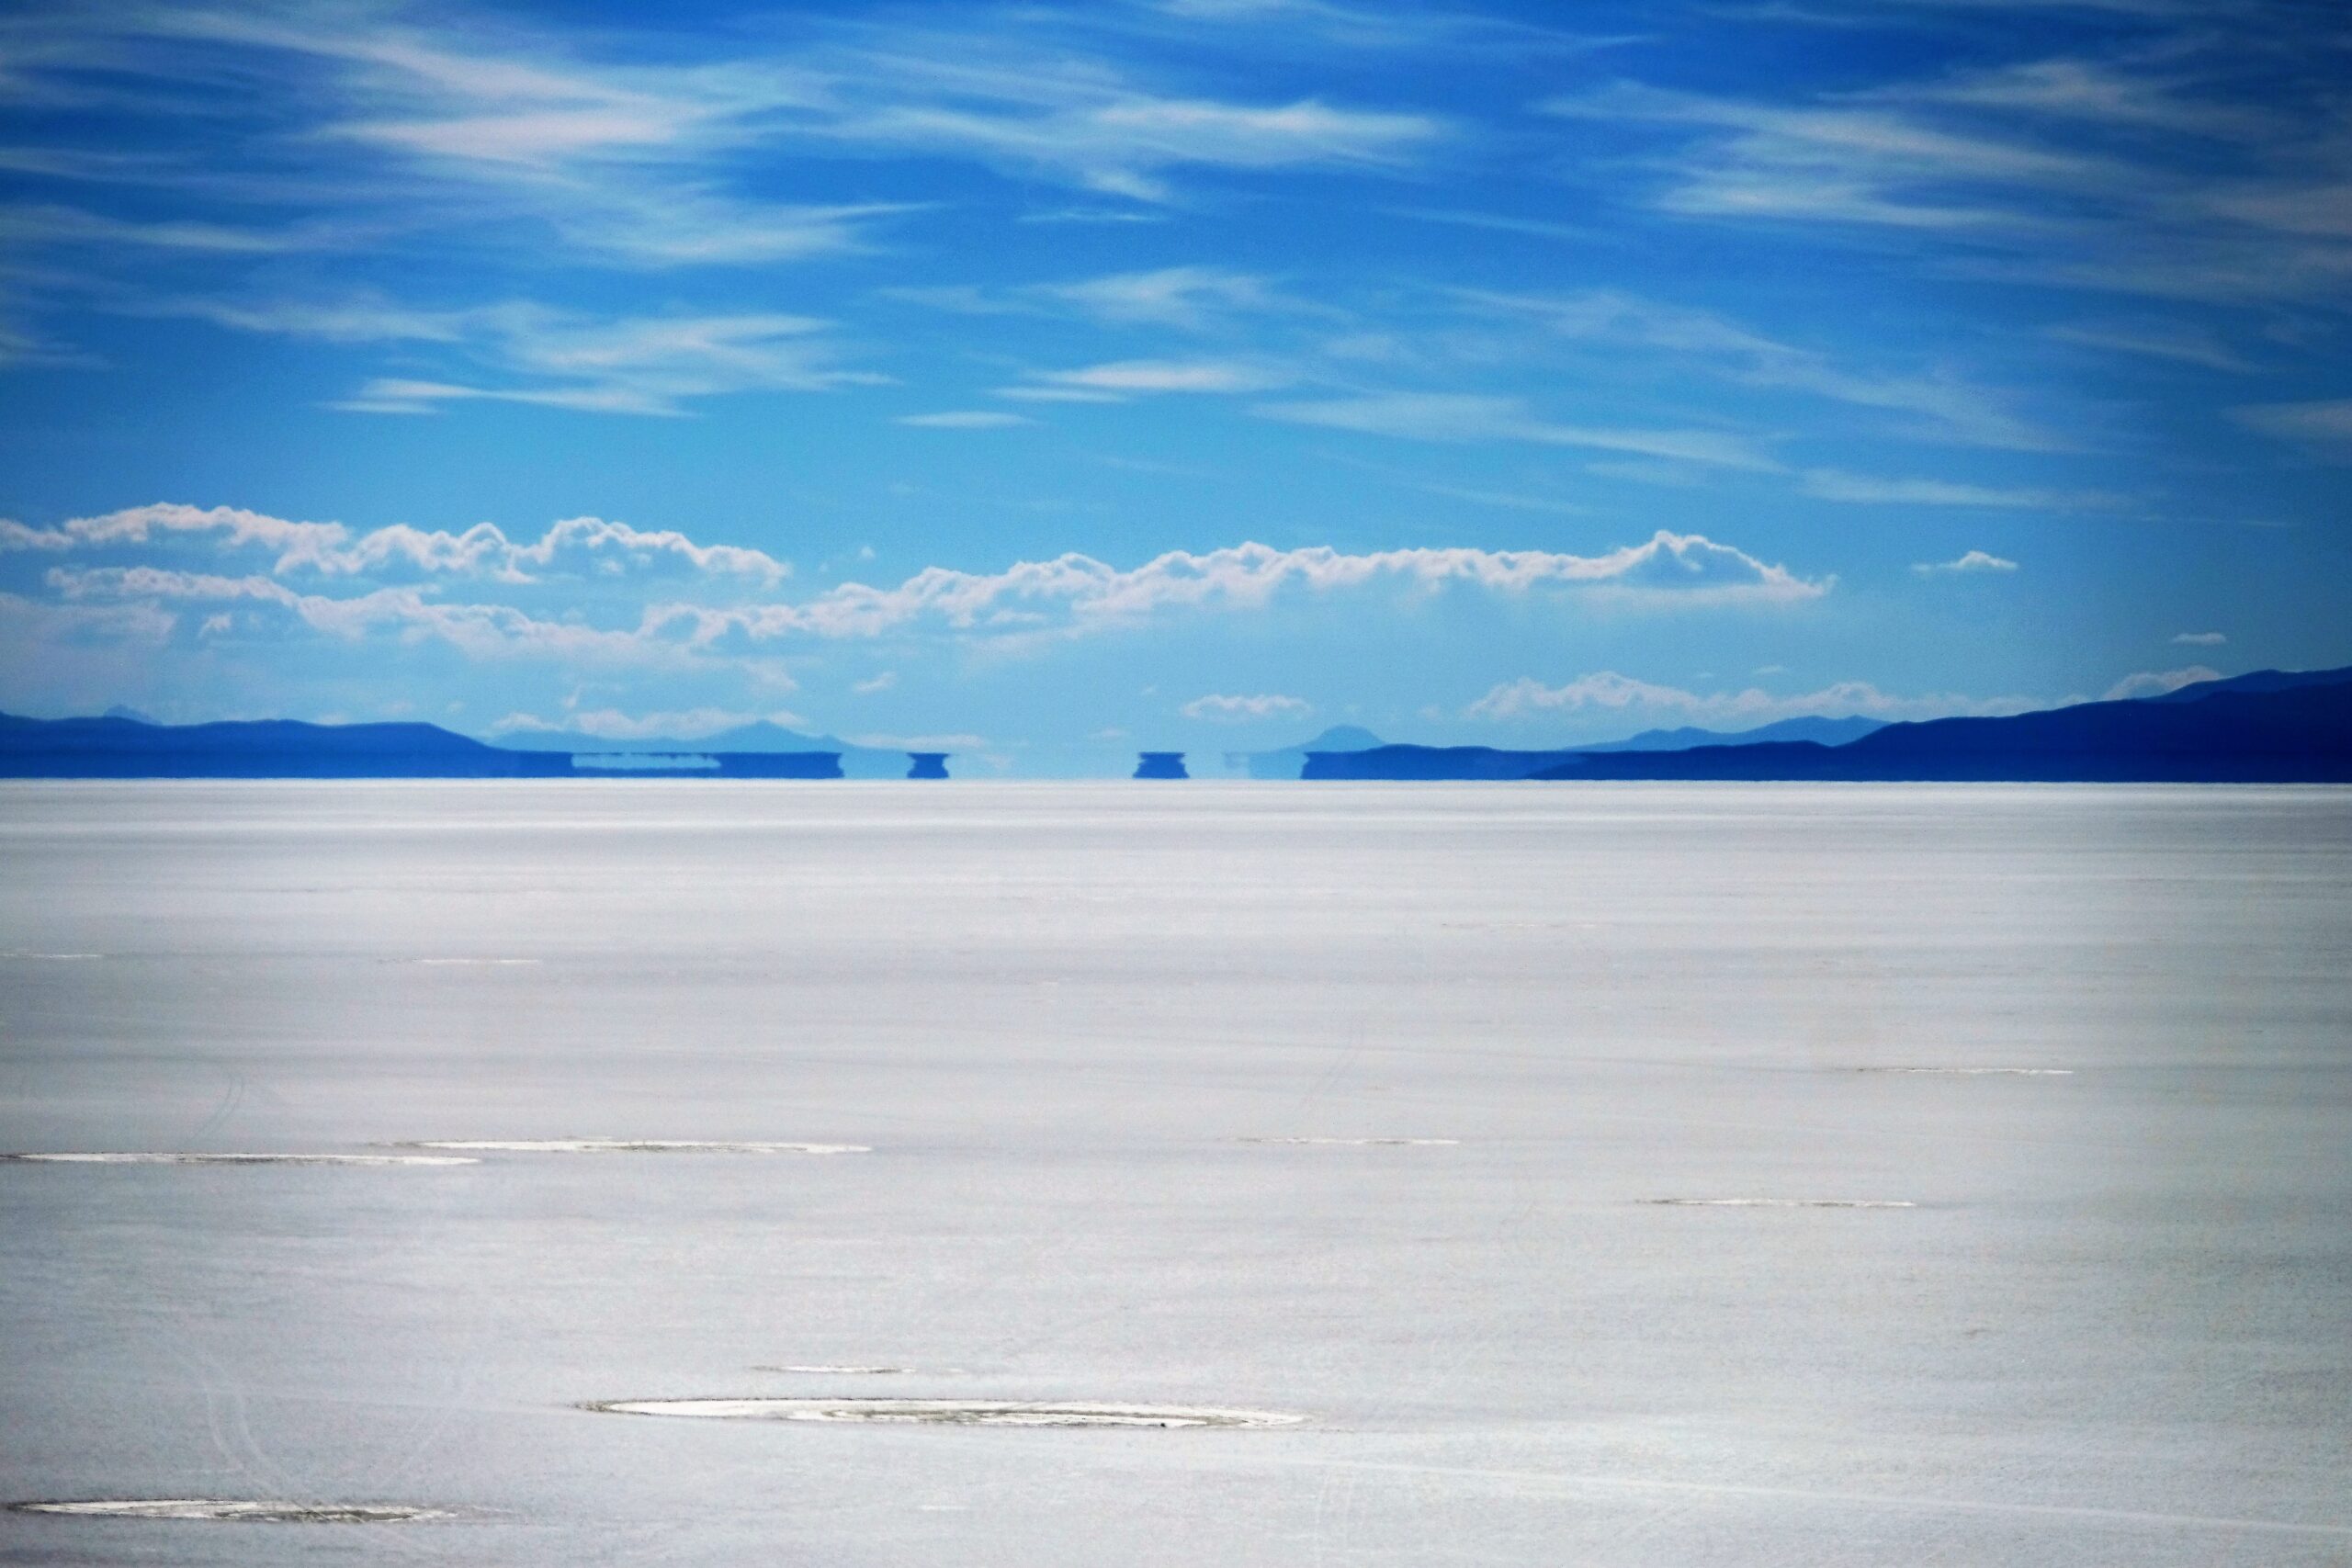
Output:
2,783,2346,1566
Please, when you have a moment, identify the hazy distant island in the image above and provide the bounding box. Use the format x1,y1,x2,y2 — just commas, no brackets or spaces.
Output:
0,714,853,779
492,719,909,778
1224,725,1387,779
3,666,2347,782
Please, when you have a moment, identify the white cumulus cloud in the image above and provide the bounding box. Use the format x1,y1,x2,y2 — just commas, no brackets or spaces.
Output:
2103,666,2221,700
1182,693,1311,720
19,511,1827,671
1913,550,2018,574
6,504,788,585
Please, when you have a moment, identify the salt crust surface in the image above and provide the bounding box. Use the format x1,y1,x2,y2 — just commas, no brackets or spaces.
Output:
1646,1198,1917,1209
0,1152,477,1166
401,1139,868,1155
9,1499,448,1522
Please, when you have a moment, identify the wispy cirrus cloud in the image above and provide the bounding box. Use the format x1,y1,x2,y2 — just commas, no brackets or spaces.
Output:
2046,319,2256,373
125,293,881,416
1548,81,2112,234
896,265,1294,331
1040,265,1289,327
0,12,875,271
0,0,1448,375
1033,357,1293,395
0,202,345,254
1552,37,2352,306
808,61,1442,201
341,309,877,416
2231,399,2352,460
1880,56,2278,141
1256,391,1780,470
1458,288,2062,449
203,6,1442,206
896,410,1034,428
1136,0,1621,54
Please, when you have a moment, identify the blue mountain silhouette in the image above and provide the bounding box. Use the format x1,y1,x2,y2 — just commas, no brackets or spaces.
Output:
1304,669,2352,783
1577,714,1888,751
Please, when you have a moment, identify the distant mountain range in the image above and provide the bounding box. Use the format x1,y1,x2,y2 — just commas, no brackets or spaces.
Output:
0,713,574,778
8,667,2349,782
1303,668,2352,784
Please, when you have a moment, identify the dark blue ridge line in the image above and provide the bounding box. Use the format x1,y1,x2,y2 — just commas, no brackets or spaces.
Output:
1303,670,2352,784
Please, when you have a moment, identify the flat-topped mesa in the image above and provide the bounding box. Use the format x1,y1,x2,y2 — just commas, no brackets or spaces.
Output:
906,752,950,780
583,751,842,779
1134,751,1189,780
1302,745,1567,781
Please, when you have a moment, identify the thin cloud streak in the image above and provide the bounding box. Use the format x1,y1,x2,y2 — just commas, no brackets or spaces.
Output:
1465,670,2039,724
1803,470,2124,510
1460,288,2063,450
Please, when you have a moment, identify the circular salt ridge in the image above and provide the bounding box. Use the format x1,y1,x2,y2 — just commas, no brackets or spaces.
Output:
1860,1066,2075,1076
585,1398,1305,1428
1645,1198,1916,1209
1234,1137,1458,1146
0,1152,477,1167
401,1139,869,1155
8,1499,449,1522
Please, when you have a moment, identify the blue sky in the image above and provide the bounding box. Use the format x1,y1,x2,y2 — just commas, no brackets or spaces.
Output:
1,0,2346,772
